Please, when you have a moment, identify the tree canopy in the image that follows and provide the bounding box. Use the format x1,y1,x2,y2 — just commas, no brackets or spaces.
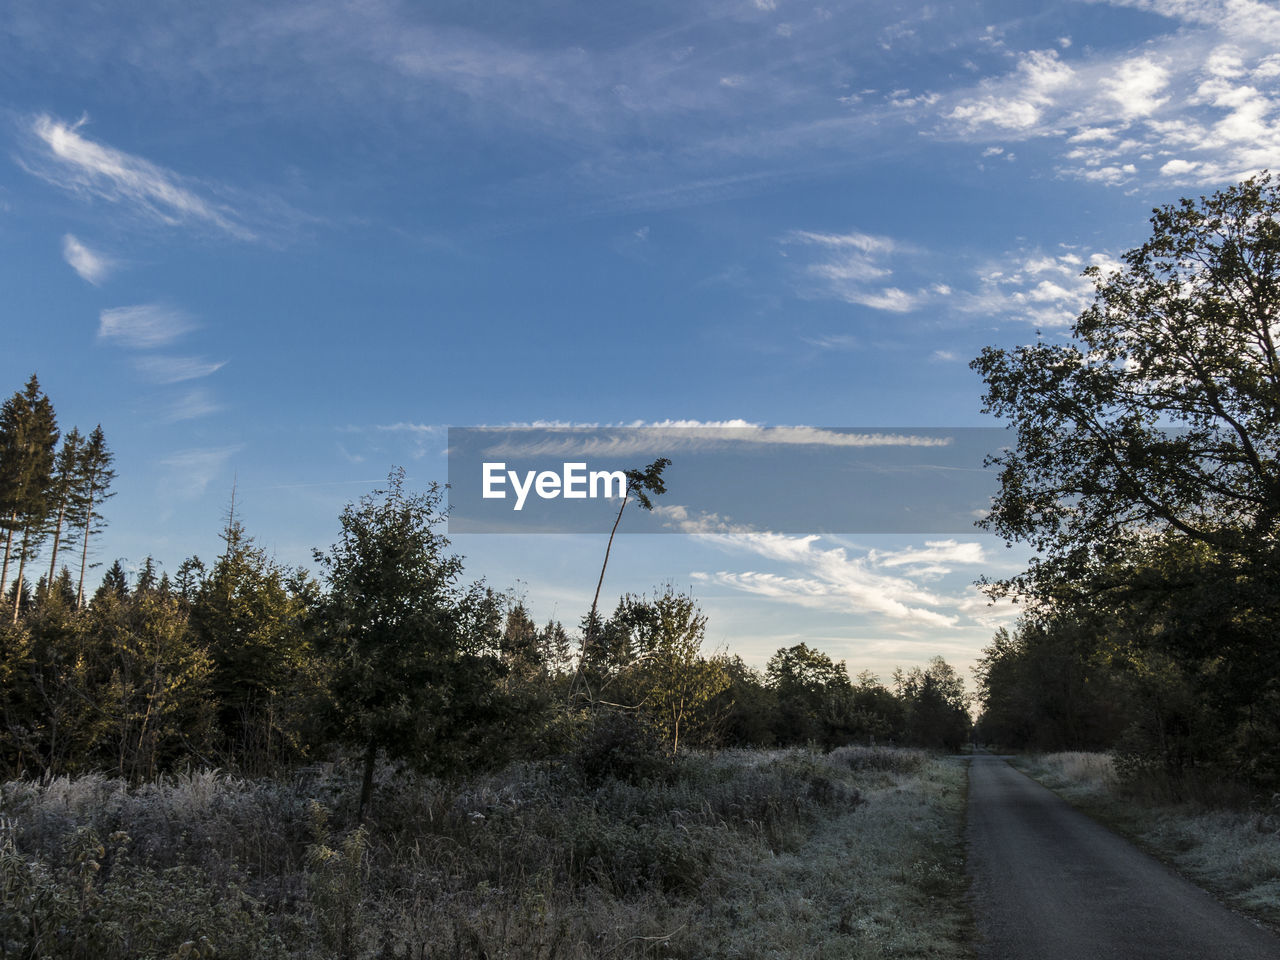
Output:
973,174,1280,600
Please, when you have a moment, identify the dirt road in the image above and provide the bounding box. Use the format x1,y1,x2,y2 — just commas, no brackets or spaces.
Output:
966,753,1280,959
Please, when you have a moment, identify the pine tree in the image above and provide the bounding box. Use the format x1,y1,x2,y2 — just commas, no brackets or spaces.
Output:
0,376,60,624
94,560,130,604
190,512,311,773
43,428,84,596
73,426,116,610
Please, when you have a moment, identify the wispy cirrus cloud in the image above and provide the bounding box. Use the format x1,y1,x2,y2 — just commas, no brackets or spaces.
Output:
98,304,197,348
23,114,255,240
160,388,223,423
134,355,227,384
781,229,948,313
61,233,114,284
159,445,243,499
651,502,995,630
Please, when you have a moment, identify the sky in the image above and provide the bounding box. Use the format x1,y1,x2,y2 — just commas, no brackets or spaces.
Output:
3,0,1279,685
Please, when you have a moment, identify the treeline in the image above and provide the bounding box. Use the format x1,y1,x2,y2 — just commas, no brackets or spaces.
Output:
970,175,1280,799
1,400,970,812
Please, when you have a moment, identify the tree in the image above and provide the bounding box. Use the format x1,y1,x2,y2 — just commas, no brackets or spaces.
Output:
312,468,503,821
42,427,83,597
972,174,1280,790
895,657,970,751
190,513,312,773
0,375,59,623
973,174,1280,599
765,643,852,746
72,426,116,611
91,565,214,781
579,457,671,693
712,656,779,747
630,586,728,753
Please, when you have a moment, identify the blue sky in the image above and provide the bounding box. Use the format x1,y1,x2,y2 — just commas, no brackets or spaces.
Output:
3,0,1278,682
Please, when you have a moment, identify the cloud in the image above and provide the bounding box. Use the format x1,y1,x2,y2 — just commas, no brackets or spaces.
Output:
476,422,955,459
160,389,222,423
783,229,932,313
803,333,860,351
928,15,1280,188
24,115,254,240
98,304,197,348
961,248,1122,328
948,49,1075,132
869,539,987,574
1102,57,1170,118
159,445,243,499
61,234,114,284
134,355,227,384
690,531,969,628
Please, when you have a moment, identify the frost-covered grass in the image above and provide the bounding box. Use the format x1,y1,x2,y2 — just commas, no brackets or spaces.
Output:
0,747,973,959
1015,751,1280,929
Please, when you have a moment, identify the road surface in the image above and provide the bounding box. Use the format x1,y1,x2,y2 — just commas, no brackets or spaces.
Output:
966,753,1280,959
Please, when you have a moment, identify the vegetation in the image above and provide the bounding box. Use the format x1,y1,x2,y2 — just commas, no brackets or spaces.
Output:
0,745,970,959
972,174,1280,802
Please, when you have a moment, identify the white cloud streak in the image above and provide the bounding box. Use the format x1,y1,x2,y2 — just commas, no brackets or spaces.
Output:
783,229,932,313
159,445,243,499
61,234,114,284
98,304,197,348
25,115,254,240
134,355,227,384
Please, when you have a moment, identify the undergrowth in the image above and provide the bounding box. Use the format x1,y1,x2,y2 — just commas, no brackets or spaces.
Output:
1,746,972,959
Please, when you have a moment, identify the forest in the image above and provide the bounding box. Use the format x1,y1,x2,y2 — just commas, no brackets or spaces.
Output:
0,392,970,811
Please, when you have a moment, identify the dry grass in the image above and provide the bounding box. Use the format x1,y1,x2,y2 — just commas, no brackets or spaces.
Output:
1033,752,1116,792
0,747,974,959
1015,751,1280,929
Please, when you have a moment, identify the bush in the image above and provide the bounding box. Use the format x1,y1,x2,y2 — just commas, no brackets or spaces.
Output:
569,709,672,788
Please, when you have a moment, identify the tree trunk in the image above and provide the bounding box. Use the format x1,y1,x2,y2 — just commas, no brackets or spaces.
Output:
576,492,630,697
589,496,629,629
1,519,15,601
12,525,30,624
76,478,98,611
46,501,66,595
358,740,377,824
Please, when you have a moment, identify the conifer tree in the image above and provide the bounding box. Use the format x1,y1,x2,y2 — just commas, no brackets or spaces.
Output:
43,427,83,595
73,426,116,610
190,511,311,773
0,376,60,623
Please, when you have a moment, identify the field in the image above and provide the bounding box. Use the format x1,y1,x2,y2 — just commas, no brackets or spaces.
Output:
1,746,972,959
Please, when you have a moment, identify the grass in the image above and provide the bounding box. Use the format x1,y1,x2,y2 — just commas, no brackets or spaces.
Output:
0,746,974,959
1013,751,1280,930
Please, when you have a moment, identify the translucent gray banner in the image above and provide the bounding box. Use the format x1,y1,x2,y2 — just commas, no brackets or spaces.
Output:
446,426,1008,534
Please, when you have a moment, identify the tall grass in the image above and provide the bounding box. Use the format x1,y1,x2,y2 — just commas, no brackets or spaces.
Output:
0,747,972,959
